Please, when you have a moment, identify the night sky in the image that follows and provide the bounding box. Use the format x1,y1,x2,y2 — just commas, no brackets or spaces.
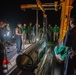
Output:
0,0,76,30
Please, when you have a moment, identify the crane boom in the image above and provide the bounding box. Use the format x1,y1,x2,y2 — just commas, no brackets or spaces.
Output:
58,0,74,44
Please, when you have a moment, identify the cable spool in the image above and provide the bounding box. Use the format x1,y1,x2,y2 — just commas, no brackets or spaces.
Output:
16,54,33,70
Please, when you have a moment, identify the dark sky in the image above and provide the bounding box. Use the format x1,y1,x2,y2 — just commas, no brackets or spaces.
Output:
0,0,76,29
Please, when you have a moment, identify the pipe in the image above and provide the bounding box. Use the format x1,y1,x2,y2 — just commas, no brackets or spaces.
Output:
16,40,46,70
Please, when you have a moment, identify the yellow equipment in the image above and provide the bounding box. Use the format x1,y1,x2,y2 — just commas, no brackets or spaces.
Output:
58,0,74,44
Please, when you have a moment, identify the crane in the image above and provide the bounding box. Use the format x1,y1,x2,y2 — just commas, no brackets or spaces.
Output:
20,0,74,44
58,0,74,44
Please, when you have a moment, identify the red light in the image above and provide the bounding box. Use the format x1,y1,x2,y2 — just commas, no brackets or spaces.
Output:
3,58,10,65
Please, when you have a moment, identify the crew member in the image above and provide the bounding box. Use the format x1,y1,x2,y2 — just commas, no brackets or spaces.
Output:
0,21,5,75
15,23,23,54
63,16,76,75
53,25,59,42
21,23,27,49
28,22,32,43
